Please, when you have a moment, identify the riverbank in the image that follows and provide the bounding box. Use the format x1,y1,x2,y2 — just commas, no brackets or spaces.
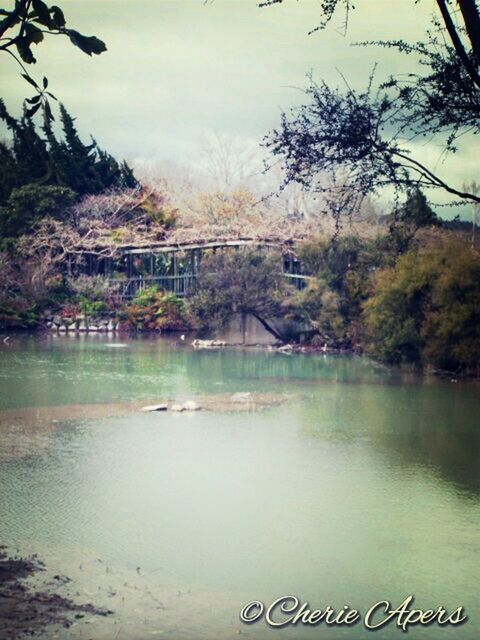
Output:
0,546,111,639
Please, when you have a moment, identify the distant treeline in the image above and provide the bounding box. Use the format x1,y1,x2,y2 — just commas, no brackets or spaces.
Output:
443,219,476,231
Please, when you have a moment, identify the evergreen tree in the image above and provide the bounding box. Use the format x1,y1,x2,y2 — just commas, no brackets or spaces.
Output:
0,184,76,241
42,117,71,188
58,105,138,194
0,141,18,206
389,188,441,253
58,103,102,194
120,160,138,189
0,99,139,238
400,188,441,230
0,105,50,187
92,142,121,190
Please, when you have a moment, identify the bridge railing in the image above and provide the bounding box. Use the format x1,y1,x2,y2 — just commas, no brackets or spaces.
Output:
107,275,196,299
108,273,312,301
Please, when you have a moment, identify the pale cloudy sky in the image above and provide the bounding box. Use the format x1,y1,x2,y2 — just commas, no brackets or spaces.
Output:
1,0,477,214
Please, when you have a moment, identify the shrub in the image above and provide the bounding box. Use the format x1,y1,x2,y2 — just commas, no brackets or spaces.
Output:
0,300,38,329
0,184,76,242
284,278,347,347
118,287,187,332
363,240,480,374
0,247,59,328
297,235,391,346
68,275,117,302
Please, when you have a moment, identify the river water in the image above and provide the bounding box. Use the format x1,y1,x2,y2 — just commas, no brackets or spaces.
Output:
0,334,478,639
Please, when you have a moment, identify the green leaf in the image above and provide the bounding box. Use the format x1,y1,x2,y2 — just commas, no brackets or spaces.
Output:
24,22,44,45
26,102,41,118
50,6,66,28
26,94,42,104
31,0,53,28
21,74,40,89
43,76,48,89
67,30,107,56
17,41,36,64
46,91,57,101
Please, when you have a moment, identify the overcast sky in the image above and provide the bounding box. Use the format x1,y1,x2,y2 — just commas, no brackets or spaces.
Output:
1,0,477,215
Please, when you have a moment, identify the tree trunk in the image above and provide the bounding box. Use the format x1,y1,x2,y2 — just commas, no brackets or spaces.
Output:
251,313,284,342
457,0,480,62
436,0,480,89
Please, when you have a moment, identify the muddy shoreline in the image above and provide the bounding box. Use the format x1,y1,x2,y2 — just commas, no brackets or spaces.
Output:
0,546,111,640
0,391,289,635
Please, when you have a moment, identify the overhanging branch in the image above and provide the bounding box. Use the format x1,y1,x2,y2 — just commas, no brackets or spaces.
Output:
436,0,480,90
391,149,480,203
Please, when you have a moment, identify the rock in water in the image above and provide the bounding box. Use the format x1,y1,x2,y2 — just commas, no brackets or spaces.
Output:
170,404,185,412
183,400,201,411
192,339,227,349
140,404,168,412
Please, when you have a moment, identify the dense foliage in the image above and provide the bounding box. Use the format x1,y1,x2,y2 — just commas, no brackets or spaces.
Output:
187,229,480,375
118,287,187,333
188,248,293,341
291,236,385,347
364,241,480,375
0,80,476,375
0,101,137,242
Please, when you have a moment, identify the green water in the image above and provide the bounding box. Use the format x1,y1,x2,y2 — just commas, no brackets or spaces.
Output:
0,334,478,639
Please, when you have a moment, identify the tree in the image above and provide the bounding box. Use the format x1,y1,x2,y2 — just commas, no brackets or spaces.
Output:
363,239,480,374
0,185,165,327
462,180,480,247
0,1,106,122
189,248,291,341
0,183,75,241
0,100,138,220
262,0,480,213
295,234,393,346
0,140,18,204
54,104,133,196
284,278,346,347
57,103,99,193
261,1,480,86
0,100,49,189
388,187,442,252
198,131,263,191
10,186,170,273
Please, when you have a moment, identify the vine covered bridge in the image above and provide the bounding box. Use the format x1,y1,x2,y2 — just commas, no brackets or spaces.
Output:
80,239,311,301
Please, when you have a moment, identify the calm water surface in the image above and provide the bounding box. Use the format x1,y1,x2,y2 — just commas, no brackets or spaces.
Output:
0,334,478,639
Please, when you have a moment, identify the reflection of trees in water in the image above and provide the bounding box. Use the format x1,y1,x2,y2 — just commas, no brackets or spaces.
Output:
298,382,480,497
373,408,479,497
108,347,392,390
178,351,390,387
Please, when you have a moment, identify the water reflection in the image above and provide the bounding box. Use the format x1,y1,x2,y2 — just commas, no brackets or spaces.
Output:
295,383,479,497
